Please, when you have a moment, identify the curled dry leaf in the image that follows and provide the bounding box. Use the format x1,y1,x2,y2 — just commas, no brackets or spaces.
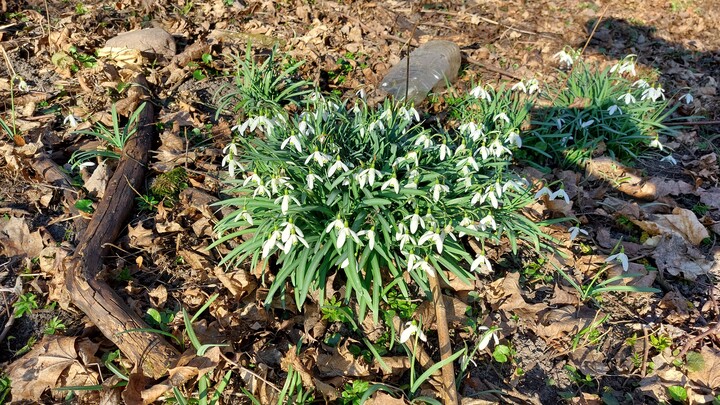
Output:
633,207,709,246
0,215,44,258
484,271,547,321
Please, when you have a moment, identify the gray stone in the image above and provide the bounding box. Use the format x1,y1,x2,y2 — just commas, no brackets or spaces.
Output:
105,28,176,63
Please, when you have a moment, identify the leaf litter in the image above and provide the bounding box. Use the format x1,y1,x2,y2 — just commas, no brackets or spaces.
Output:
0,0,720,404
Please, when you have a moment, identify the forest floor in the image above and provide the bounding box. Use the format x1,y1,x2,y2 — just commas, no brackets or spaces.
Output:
1,0,720,404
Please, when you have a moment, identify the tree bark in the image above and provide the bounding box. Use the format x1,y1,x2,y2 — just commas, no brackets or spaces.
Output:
63,75,179,379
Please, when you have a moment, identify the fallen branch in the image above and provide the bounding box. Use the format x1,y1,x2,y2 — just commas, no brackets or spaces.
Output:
63,75,179,379
428,274,459,405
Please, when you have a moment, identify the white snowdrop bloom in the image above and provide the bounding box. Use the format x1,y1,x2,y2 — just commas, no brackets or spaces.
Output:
490,138,512,157
399,106,420,122
63,114,81,128
458,217,479,238
526,78,540,95
661,154,677,165
406,151,419,167
395,228,416,251
252,182,271,198
298,120,314,136
404,177,418,189
327,157,349,178
405,251,422,274
232,115,273,135
459,122,485,142
681,93,693,104
607,105,622,116
416,258,436,277
357,228,376,251
606,251,629,272
556,118,565,129
506,131,522,148
356,167,382,188
470,254,493,274
305,150,332,167
279,220,302,243
457,156,479,171
554,50,574,66
511,81,527,93
455,142,468,156
430,183,450,202
418,229,444,254
568,226,588,242
334,221,361,249
269,175,293,195
368,119,385,134
438,143,452,161
471,191,487,206
234,209,253,225
477,326,500,350
223,142,238,156
243,172,262,187
399,321,427,343
478,145,491,161
261,229,283,258
76,161,96,170
493,112,510,125
280,135,302,153
641,86,665,102
458,175,473,190
381,176,400,194
414,134,434,149
275,192,301,215
580,119,595,129
306,172,322,190
15,78,29,92
356,88,366,99
611,59,636,76
552,189,571,204
479,214,497,231
405,212,425,234
649,138,664,151
618,93,637,105
632,79,650,89
221,149,244,178
469,85,493,102
281,230,309,254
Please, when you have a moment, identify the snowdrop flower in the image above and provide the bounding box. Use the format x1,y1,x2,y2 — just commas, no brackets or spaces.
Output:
457,217,478,238
275,192,301,215
261,229,283,258
414,134,434,149
325,217,345,234
356,88,366,99
269,175,293,195
280,219,307,246
404,177,418,189
490,138,512,157
281,230,309,254
493,112,510,125
243,172,262,187
232,115,273,135
356,166,382,188
641,86,665,102
438,142,452,161
297,120,313,137
222,143,244,178
430,183,449,202
76,161,96,170
63,113,81,128
459,122,485,141
457,156,479,172
661,154,677,165
415,258,436,277
568,226,588,241
327,157,349,178
580,119,594,129
554,50,575,66
252,182,271,198
332,221,360,249
649,137,664,151
479,214,497,231
552,189,570,204
632,79,650,89
15,77,29,92
306,172,322,190
525,78,540,95
395,226,417,251
606,251,629,272
469,85,493,102
405,211,425,234
357,228,376,251
280,135,302,153
611,57,637,76
470,254,493,274
511,80,527,93
405,251,422,274
399,321,427,343
618,93,637,105
305,150,332,167
506,131,522,148
477,326,500,350
556,118,565,129
381,176,400,194
234,209,254,225
681,93,693,104
368,119,385,134
418,229,444,254
399,106,420,122
607,105,622,116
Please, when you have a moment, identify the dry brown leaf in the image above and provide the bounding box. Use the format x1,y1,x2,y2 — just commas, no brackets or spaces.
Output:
179,248,212,270
214,267,257,298
316,343,370,377
6,336,99,401
0,216,44,258
651,234,715,280
687,346,720,390
82,160,110,199
633,207,709,246
128,222,156,248
484,272,546,320
365,391,407,404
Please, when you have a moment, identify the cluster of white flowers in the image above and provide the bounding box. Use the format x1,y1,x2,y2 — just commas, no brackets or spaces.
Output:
610,55,637,77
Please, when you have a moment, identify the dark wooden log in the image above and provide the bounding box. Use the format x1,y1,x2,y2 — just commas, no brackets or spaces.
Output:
63,75,179,379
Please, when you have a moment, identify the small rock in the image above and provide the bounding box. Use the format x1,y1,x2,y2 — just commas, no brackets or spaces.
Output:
105,28,176,63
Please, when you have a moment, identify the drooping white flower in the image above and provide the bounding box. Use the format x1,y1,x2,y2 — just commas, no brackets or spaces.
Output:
395,224,417,251
399,321,427,343
568,226,588,241
232,115,273,135
554,50,575,66
305,150,332,167
661,154,677,165
243,172,262,187
511,81,527,93
405,212,425,234
430,183,450,202
641,86,665,102
479,214,497,231
261,229,283,258
327,157,349,178
470,254,493,274
418,229,444,254
493,112,510,125
459,122,485,141
416,258,436,277
414,134,434,149
234,209,254,225
606,251,629,272
438,143,452,161
607,105,622,116
552,189,571,204
275,192,301,215
405,251,422,274
458,217,478,238
525,78,540,95
269,175,293,195
556,118,565,129
490,138,512,157
356,167,383,188
457,156,479,171
618,93,637,105
279,221,309,254
580,119,595,129
306,172,322,190
506,131,522,148
280,135,302,153
358,228,376,251
632,79,650,89
64,114,81,128
356,88,366,100
297,120,314,136
381,176,400,194
399,106,420,122
325,217,345,234
477,326,500,350
252,182,271,198
333,221,360,249
681,93,693,104
469,85,493,102
221,142,244,178
649,138,664,151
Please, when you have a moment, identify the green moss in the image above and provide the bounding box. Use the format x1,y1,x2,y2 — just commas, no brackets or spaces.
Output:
150,167,188,203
